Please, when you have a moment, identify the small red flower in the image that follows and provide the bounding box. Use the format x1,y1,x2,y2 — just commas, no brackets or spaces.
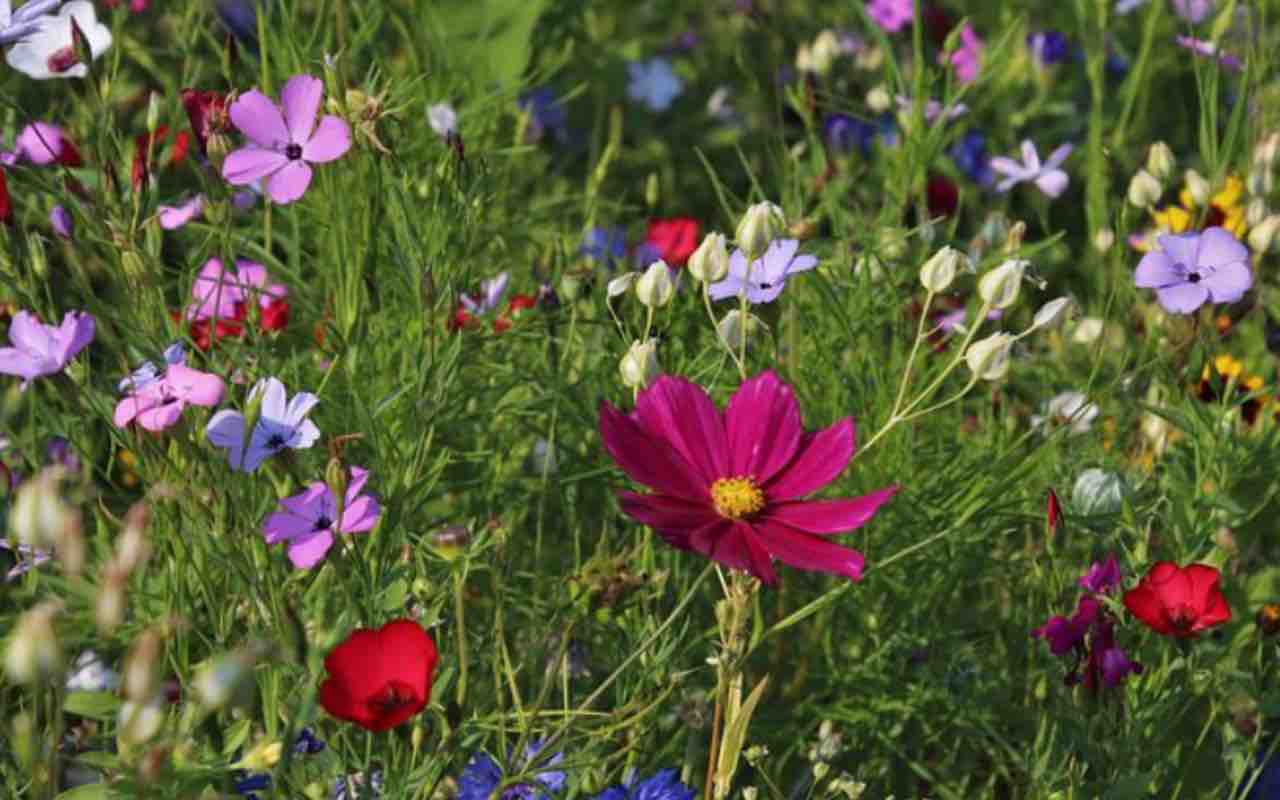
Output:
318,619,438,732
259,298,290,332
645,217,700,267
0,170,11,226
1123,561,1231,638
1046,488,1062,534
925,174,958,219
179,89,229,159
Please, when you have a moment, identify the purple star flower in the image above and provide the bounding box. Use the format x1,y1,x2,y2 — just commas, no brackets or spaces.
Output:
261,467,380,568
459,272,509,314
707,239,818,304
1077,555,1122,594
0,310,94,388
0,538,52,582
205,377,320,472
990,140,1072,198
1134,226,1251,313
221,74,352,205
0,0,61,46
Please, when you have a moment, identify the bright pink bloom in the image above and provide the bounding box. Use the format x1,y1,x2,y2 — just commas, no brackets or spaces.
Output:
158,195,205,230
11,122,82,167
185,258,287,322
944,23,983,84
599,371,897,586
262,467,381,568
114,363,225,431
221,74,352,205
866,0,913,32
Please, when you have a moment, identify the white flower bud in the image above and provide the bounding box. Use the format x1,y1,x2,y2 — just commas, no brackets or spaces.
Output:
1071,317,1105,345
123,629,163,702
865,85,892,113
9,468,77,549
635,260,675,308
735,202,784,260
1093,228,1116,253
717,310,762,350
607,272,638,298
1146,141,1175,181
919,246,963,293
1249,215,1280,254
118,697,166,747
1031,297,1073,331
1255,132,1280,170
794,44,814,74
1247,198,1268,228
977,260,1026,309
688,232,730,283
619,338,660,390
810,30,841,76
193,649,256,710
1127,170,1162,208
5,602,62,684
853,254,885,282
1072,468,1126,515
965,332,1013,381
1184,169,1211,206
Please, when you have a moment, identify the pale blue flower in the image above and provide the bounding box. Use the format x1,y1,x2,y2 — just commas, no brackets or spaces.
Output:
205,377,320,473
627,58,683,112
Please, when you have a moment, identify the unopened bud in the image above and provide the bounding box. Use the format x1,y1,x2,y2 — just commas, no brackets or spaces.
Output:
1184,169,1211,206
717,309,762,350
1031,297,1073,331
620,338,660,390
978,260,1027,309
1255,132,1280,170
635,260,675,308
96,572,127,634
1093,228,1115,253
1127,170,1162,208
9,467,75,549
735,202,784,260
193,648,256,710
607,272,638,299
124,628,163,701
116,502,152,575
1247,198,1267,228
428,524,470,561
865,85,892,113
146,92,162,136
688,232,730,283
645,173,659,209
1003,221,1026,254
118,697,166,747
1250,216,1280,254
809,30,841,76
919,246,963,293
235,740,283,771
1146,142,1175,181
4,601,62,684
27,233,48,278
965,332,1013,381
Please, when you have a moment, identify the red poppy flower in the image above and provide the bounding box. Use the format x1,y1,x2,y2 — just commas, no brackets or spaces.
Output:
318,619,438,732
1123,561,1231,638
645,217,700,267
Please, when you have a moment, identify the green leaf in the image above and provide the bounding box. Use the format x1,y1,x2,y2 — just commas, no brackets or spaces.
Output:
426,0,549,87
55,784,113,800
63,692,121,721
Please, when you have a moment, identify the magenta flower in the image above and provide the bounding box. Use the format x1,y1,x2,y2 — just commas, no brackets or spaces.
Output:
1078,555,1122,594
1134,227,1251,313
0,310,94,387
866,0,912,32
157,194,204,230
1175,35,1241,71
944,23,984,84
221,74,351,205
262,467,381,568
185,258,287,322
2,122,80,167
599,370,898,586
114,363,225,432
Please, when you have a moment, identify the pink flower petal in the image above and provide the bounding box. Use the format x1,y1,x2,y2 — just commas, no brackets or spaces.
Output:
1034,170,1068,198
265,159,313,204
764,418,854,500
166,364,224,406
302,115,352,163
339,495,380,533
724,370,802,483
54,311,94,363
599,401,709,502
618,491,718,535
279,74,323,144
287,528,335,569
688,519,777,586
263,509,316,544
229,89,289,148
762,486,898,534
136,401,185,431
632,375,728,483
114,393,162,428
222,147,289,186
754,519,865,581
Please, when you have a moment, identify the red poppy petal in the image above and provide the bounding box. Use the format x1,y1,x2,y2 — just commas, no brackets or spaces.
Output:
724,371,802,484
632,375,729,482
764,419,855,500
1182,563,1223,614
599,401,709,502
754,519,865,582
371,620,438,700
1123,584,1173,636
323,629,387,701
319,675,375,728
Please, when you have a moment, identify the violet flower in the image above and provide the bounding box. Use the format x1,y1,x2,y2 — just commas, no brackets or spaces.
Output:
261,466,381,568
459,272,509,315
49,205,72,238
627,58,684,112
1134,227,1251,313
0,0,61,47
118,342,185,394
6,122,79,166
708,239,818,304
1176,35,1241,70
0,310,94,387
1078,555,1122,594
0,537,52,581
222,74,352,205
157,194,205,230
205,377,320,472
1172,0,1214,23
866,0,913,32
944,23,983,84
990,140,1073,198
114,363,225,432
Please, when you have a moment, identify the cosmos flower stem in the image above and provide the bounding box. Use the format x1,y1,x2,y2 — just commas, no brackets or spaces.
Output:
535,562,714,761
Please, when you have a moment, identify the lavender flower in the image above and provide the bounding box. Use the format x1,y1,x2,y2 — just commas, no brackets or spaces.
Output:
0,310,95,388
261,467,381,568
708,239,817,304
626,58,684,112
990,140,1072,198
460,272,510,315
1134,227,1251,313
205,377,320,472
0,0,61,47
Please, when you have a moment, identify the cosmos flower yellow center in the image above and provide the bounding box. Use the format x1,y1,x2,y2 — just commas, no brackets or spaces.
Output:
710,476,766,519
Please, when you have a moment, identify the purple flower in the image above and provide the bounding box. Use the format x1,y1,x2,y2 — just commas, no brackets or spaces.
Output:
1172,0,1214,23
1026,31,1070,65
1033,594,1098,655
157,194,205,230
1134,227,1251,313
708,239,817,304
581,227,627,266
1175,35,1241,70
459,272,509,314
261,466,380,568
945,24,984,84
205,377,320,472
0,310,94,387
0,538,52,582
990,140,1072,198
186,258,287,322
518,87,568,144
593,770,696,800
1078,555,1122,594
1097,644,1141,687
0,0,61,46
626,58,684,112
866,0,913,32
950,130,993,186
118,342,185,394
114,363,226,432
222,74,352,205
49,205,72,238
895,95,968,124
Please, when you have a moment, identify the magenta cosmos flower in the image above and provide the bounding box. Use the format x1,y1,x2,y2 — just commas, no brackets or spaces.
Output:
599,371,898,585
114,363,224,432
261,467,381,568
221,74,351,205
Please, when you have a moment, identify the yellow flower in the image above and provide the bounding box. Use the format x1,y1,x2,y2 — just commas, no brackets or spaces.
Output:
1151,204,1192,234
234,740,282,771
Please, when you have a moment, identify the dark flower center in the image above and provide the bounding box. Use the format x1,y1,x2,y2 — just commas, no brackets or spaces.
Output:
266,433,287,449
47,47,79,74
1187,271,1201,284
285,143,303,160
313,514,333,531
759,282,773,290
368,680,417,717
1168,605,1196,632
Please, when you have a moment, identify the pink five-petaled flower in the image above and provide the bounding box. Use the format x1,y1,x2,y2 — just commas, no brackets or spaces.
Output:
261,467,381,569
0,310,94,388
221,74,352,205
944,23,984,84
599,370,898,586
113,363,224,432
990,140,1073,198
866,0,913,32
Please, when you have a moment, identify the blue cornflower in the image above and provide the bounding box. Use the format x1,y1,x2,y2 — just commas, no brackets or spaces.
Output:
626,58,684,112
822,114,874,156
581,227,627,266
594,770,696,800
1237,737,1280,799
458,741,566,800
951,130,993,187
333,770,383,800
1027,31,1070,65
234,773,271,799
519,88,569,143
293,727,326,756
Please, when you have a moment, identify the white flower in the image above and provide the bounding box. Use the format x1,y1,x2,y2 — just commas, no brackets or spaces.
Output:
1031,391,1099,435
427,103,457,137
635,260,675,308
5,1,111,80
619,338,660,390
1146,141,1175,181
65,650,120,692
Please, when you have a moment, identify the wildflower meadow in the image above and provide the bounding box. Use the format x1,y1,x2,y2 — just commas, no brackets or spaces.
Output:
4,0,1280,797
